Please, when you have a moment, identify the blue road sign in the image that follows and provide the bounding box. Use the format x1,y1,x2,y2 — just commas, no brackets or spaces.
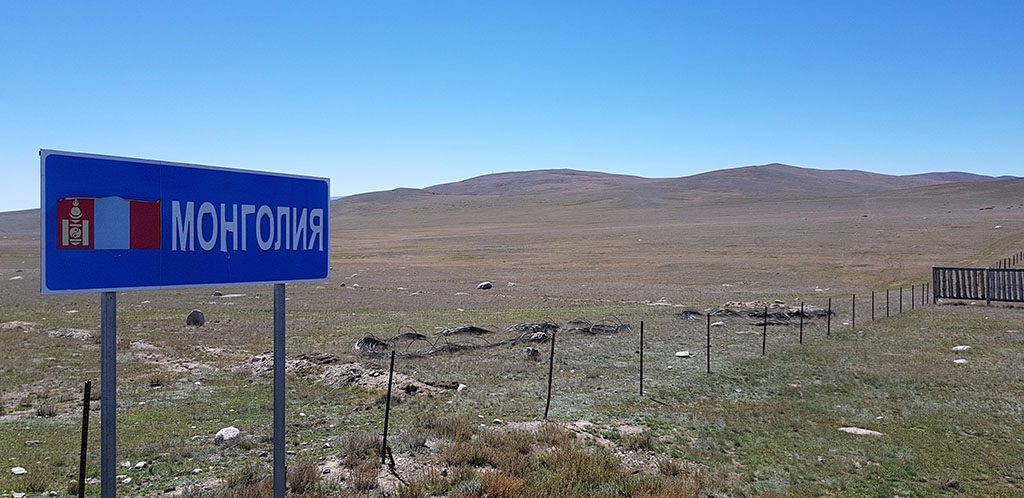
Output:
41,150,330,293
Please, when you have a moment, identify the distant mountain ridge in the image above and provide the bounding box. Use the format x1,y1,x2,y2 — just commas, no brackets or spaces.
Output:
407,163,1011,198
1,164,1017,236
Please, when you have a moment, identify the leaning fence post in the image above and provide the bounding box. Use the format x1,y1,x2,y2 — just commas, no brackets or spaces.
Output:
799,301,804,344
826,297,832,336
544,330,557,419
639,321,644,397
381,350,396,465
78,381,91,498
761,306,768,356
706,313,711,374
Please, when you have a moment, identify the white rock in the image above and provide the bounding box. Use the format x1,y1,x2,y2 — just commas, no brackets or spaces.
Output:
9,276,22,280
11,466,27,475
13,492,27,498
476,281,493,290
711,321,725,327
121,476,132,483
457,383,467,392
838,427,884,437
951,345,971,352
214,426,241,446
675,351,693,358
134,461,147,470
953,359,968,364
666,365,673,370
121,460,132,468
192,468,203,474
994,225,1002,229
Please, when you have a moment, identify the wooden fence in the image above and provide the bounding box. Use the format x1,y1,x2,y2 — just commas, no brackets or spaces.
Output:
932,267,1024,304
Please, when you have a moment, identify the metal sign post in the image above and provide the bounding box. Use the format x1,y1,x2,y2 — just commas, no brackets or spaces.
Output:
273,284,286,497
100,292,116,498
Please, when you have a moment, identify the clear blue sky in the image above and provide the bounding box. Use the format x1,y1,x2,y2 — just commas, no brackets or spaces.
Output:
2,1,1021,212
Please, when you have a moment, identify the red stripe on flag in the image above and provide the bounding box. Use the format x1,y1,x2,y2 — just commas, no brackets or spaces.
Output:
129,200,161,249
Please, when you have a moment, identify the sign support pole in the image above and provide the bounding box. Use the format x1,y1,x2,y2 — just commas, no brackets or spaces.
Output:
100,292,117,498
273,283,286,498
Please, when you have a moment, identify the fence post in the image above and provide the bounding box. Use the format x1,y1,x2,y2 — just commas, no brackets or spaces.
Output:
761,306,768,356
899,287,903,313
871,291,875,321
932,268,938,304
826,297,832,336
639,321,644,397
544,331,556,419
851,294,856,330
706,314,711,374
911,285,915,310
886,288,890,317
799,301,804,344
78,381,91,498
381,350,396,465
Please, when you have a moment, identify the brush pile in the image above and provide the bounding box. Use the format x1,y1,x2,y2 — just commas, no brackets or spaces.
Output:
353,317,632,358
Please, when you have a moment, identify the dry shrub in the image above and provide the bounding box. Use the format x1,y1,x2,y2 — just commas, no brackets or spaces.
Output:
288,460,321,494
148,372,172,387
441,430,535,472
625,431,656,451
419,413,475,442
482,471,524,498
350,461,379,491
35,404,58,417
338,432,379,468
537,423,573,448
186,463,273,498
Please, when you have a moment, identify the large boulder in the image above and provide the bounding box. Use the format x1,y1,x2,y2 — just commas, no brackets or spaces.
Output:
186,310,205,327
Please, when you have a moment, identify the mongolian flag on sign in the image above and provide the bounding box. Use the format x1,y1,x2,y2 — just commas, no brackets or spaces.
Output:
56,197,161,250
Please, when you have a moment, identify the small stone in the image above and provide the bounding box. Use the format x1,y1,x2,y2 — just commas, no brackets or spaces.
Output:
457,384,467,392
951,345,971,352
666,365,673,370
675,351,693,358
525,347,542,361
9,275,22,280
492,418,503,425
214,426,241,446
192,468,203,474
11,466,27,475
476,281,493,290
212,291,223,297
121,476,132,484
24,440,41,446
711,321,725,327
953,359,968,364
351,283,360,288
13,492,27,498
838,427,884,437
186,310,205,327
134,461,147,470
121,460,132,468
